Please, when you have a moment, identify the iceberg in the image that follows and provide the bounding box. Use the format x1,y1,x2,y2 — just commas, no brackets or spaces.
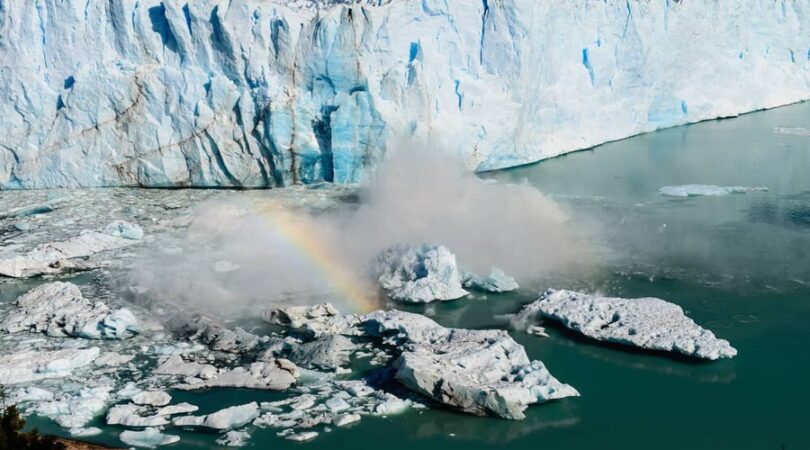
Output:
373,244,469,303
658,185,769,198
119,428,180,449
1,1,808,188
173,402,260,430
462,267,519,293
216,430,251,447
520,289,737,360
106,404,170,427
361,310,579,419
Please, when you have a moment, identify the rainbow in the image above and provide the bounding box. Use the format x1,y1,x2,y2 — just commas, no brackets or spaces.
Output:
247,199,379,313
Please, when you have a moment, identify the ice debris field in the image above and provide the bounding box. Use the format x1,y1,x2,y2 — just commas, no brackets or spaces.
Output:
0,186,741,448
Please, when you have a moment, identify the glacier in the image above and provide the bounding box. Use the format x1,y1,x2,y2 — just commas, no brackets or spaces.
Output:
1,0,810,188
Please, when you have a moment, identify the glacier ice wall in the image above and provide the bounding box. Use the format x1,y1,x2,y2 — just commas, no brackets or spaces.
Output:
1,0,809,188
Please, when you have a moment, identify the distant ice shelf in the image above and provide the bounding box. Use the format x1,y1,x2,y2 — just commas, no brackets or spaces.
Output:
1,0,809,188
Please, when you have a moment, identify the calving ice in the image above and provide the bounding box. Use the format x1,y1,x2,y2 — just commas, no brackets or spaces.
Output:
1,0,809,188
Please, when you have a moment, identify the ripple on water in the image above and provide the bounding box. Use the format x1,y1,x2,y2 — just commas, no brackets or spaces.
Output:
730,313,759,324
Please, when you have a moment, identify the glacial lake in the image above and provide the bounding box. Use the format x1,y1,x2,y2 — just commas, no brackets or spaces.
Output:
17,100,810,449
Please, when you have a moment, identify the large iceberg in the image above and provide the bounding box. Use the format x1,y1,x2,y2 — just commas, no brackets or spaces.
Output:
1,0,808,188
520,289,737,360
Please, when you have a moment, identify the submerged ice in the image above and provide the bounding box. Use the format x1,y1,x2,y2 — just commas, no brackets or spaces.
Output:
1,0,809,188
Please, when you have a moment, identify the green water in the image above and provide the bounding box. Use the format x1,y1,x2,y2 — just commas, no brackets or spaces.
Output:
27,102,810,449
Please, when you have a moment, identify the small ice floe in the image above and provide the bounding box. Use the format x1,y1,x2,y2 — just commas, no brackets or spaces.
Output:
216,430,251,447
373,244,469,303
174,360,299,391
131,390,171,407
526,325,549,338
103,220,144,240
0,347,100,384
0,223,140,278
119,428,180,448
156,402,199,416
106,404,169,427
153,354,218,379
287,431,319,442
519,289,737,360
334,413,361,427
461,267,519,293
172,402,260,430
658,184,768,198
773,126,810,136
262,303,358,338
286,334,356,371
1,282,139,340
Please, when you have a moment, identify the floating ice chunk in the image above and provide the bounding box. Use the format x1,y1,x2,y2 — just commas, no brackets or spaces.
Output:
263,303,340,329
131,391,171,407
106,404,170,427
203,402,260,430
521,289,737,360
658,184,768,198
373,394,411,416
333,413,361,427
262,303,359,338
172,416,204,427
103,220,144,240
373,244,468,303
0,347,99,384
360,310,578,419
156,402,199,416
153,355,218,379
526,325,549,338
287,334,355,370
217,430,251,447
773,126,810,136
120,428,180,448
177,360,299,391
175,403,260,430
462,267,519,293
325,397,350,413
0,282,139,339
286,431,318,442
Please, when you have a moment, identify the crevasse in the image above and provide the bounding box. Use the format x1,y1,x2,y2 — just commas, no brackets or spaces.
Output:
1,0,808,188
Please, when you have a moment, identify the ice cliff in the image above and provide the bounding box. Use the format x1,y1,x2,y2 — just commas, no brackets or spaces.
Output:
1,0,809,188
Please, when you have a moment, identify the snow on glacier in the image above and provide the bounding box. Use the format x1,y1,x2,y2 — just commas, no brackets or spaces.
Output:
1,0,809,188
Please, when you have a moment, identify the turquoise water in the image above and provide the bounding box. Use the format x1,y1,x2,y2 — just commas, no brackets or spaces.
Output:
24,102,810,449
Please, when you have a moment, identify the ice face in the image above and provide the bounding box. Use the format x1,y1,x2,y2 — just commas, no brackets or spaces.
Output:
1,0,808,188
